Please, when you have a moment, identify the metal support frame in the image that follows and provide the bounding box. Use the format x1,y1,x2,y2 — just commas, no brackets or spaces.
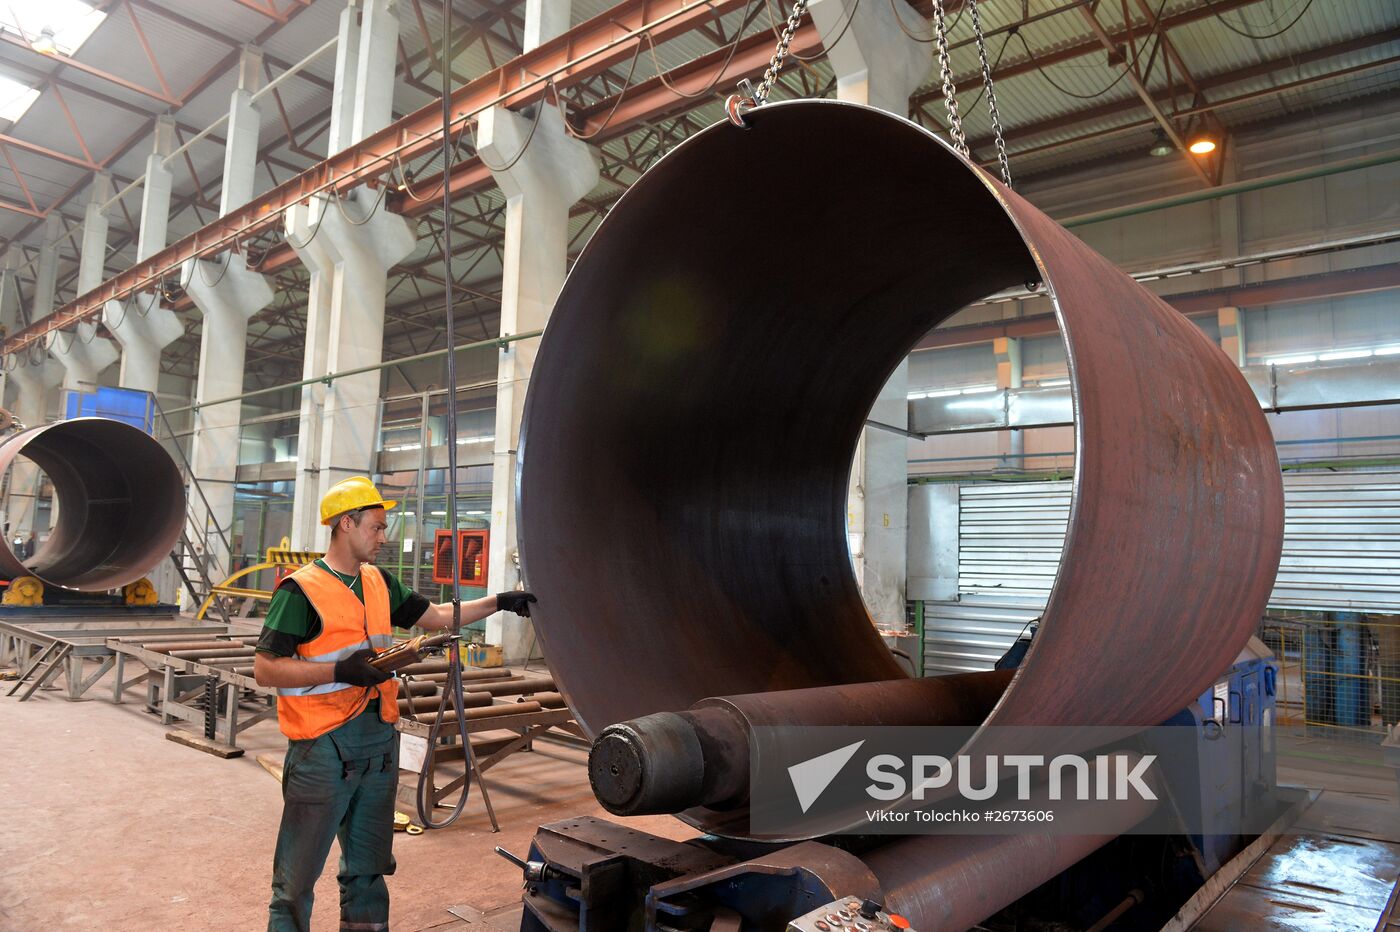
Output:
1,612,223,701
112,640,277,749
397,707,583,814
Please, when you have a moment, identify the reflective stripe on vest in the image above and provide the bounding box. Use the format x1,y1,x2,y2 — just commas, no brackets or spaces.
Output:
274,562,401,740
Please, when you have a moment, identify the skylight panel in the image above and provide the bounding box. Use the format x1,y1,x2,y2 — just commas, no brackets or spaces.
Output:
0,0,107,57
0,74,38,122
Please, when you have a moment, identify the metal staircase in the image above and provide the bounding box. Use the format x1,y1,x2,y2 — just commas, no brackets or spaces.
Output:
153,398,234,627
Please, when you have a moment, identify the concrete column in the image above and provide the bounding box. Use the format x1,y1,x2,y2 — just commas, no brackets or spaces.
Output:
5,357,63,535
994,335,1024,466
478,101,598,659
30,215,62,327
183,254,273,571
178,45,280,572
0,251,20,407
220,46,263,216
327,1,362,155
811,0,926,628
102,293,183,394
137,117,176,262
809,0,928,114
349,0,399,144
286,188,415,550
523,0,571,49
104,119,182,393
1218,306,1246,367
49,320,118,393
77,173,112,296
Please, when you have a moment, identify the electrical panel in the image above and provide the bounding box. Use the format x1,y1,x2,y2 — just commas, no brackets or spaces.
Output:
431,528,489,586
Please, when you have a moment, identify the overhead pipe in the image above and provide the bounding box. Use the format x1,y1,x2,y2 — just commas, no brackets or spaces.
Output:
0,418,185,592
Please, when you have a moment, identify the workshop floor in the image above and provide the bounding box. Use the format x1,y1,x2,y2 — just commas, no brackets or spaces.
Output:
0,673,692,931
6,674,1399,931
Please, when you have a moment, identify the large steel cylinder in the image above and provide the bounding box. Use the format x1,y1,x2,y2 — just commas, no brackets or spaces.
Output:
517,101,1283,840
0,417,185,591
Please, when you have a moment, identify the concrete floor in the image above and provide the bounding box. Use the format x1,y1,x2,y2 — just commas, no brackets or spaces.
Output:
5,667,1398,931
0,673,693,931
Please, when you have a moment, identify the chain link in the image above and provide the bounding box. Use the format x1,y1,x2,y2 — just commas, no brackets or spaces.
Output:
968,0,1012,187
932,0,967,158
754,0,810,106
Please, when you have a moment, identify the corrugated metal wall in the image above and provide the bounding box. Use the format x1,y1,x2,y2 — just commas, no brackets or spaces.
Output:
920,470,1400,675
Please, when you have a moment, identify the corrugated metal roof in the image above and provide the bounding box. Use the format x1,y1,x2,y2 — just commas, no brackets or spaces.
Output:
0,0,1395,374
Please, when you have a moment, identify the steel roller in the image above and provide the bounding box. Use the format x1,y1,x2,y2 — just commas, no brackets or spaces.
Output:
517,100,1283,841
0,417,186,591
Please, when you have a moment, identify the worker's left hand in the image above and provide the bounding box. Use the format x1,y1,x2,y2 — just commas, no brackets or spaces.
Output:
496,591,538,617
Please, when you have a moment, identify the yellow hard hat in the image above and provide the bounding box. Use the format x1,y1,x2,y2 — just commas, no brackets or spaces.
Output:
320,476,398,525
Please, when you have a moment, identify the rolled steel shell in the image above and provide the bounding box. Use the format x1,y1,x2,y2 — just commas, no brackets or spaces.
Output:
518,101,1283,840
0,417,185,591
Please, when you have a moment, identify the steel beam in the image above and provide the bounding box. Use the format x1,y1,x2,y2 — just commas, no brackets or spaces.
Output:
914,263,1400,351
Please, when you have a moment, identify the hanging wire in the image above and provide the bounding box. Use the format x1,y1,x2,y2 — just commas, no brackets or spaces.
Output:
889,0,935,43
283,193,332,251
393,127,472,203
641,0,754,100
195,250,235,289
329,178,392,227
761,0,862,63
1013,0,1169,101
1200,0,1315,41
558,43,646,140
469,89,548,173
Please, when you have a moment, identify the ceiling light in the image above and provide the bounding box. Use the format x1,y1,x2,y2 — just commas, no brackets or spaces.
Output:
1,3,107,57
1148,130,1172,158
1265,354,1316,367
1318,349,1372,361
30,26,56,54
1187,133,1217,156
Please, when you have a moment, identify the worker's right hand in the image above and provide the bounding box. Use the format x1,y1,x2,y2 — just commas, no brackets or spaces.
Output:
333,648,392,687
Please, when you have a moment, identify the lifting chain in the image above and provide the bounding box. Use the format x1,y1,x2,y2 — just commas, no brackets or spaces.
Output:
933,0,1013,188
932,0,967,157
968,0,1013,187
723,0,1013,189
726,0,809,126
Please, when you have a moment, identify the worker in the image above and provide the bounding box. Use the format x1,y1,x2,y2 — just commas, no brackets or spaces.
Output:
253,476,536,932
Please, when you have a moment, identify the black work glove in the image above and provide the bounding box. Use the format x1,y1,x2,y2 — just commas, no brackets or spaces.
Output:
496,591,538,617
333,648,392,687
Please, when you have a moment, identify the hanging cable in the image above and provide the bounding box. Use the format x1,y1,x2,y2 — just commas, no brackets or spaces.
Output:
469,91,547,174
1200,0,1314,41
1012,0,1169,101
417,0,499,834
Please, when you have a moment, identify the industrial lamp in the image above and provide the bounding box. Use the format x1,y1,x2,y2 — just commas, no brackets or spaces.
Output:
1148,130,1173,157
1187,132,1217,156
30,27,57,55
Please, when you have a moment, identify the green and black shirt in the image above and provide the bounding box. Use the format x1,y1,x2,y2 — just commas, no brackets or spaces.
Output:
255,559,430,657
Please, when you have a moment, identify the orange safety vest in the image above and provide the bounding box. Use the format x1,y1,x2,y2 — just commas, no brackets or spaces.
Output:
274,562,400,741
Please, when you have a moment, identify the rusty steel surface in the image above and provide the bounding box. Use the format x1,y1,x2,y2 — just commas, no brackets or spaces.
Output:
518,101,1283,834
0,417,185,591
